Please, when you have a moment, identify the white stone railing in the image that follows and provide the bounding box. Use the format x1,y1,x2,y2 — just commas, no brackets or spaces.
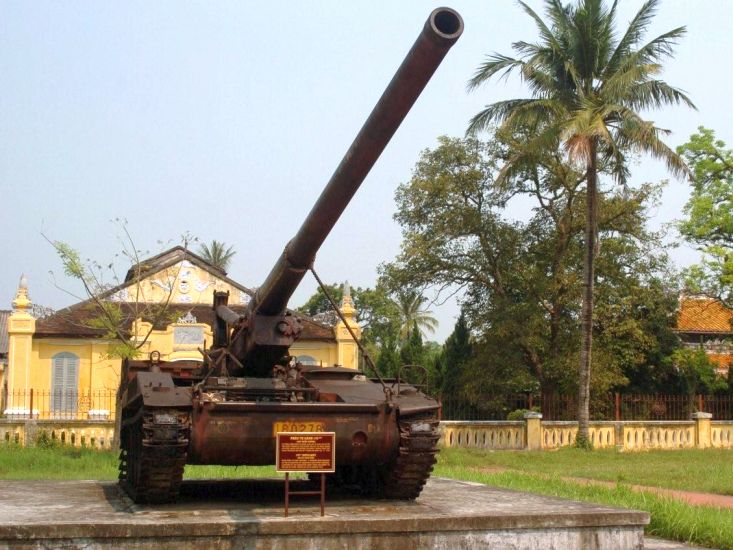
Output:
621,421,695,450
711,421,733,449
440,413,733,452
440,421,525,450
0,420,115,449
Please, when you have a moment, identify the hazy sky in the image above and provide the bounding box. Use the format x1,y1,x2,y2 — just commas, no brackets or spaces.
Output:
2,1,732,342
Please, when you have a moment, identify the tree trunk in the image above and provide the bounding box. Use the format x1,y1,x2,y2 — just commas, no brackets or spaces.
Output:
577,143,598,447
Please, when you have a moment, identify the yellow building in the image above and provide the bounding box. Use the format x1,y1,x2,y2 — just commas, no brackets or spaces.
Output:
3,247,361,420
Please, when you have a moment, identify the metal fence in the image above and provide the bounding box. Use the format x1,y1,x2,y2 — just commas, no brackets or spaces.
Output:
4,387,733,422
1,388,116,421
441,393,733,421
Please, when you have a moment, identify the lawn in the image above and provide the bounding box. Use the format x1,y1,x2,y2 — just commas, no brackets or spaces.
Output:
437,446,733,495
1,444,732,549
436,447,733,550
0,444,300,481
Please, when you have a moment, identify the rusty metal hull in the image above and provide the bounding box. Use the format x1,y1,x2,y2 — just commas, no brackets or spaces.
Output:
187,401,399,466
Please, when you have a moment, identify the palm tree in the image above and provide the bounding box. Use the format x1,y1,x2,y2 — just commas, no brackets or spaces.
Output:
198,240,236,273
467,0,693,445
395,290,438,342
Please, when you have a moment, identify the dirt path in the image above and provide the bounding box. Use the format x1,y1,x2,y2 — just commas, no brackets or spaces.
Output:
476,466,733,509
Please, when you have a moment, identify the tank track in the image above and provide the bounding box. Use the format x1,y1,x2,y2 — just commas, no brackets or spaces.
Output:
378,412,440,499
316,412,439,499
118,406,190,504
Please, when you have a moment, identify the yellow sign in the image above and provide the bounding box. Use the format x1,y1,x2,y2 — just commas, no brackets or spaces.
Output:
273,421,324,436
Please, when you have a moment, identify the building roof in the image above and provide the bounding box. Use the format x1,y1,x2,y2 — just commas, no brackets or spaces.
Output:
114,246,253,301
0,310,9,356
676,297,733,334
34,302,334,341
32,245,336,343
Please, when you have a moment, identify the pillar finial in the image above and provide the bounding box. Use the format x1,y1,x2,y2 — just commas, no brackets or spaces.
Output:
12,274,32,312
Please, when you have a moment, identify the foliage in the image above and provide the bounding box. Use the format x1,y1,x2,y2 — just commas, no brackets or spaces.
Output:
677,127,733,306
466,0,692,438
197,240,236,273
383,136,682,407
375,336,400,378
296,282,436,375
296,283,343,317
45,220,185,360
506,408,539,421
672,348,727,398
394,289,438,341
398,326,426,385
437,313,472,398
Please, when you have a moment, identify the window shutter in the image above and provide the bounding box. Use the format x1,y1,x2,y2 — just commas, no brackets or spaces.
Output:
51,353,79,416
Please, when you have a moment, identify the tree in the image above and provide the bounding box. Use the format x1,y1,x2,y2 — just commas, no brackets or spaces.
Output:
198,240,236,273
672,348,727,412
296,283,343,317
296,282,403,374
467,0,693,446
375,336,400,378
45,221,183,360
677,127,733,306
400,325,426,369
395,289,438,342
383,135,682,412
440,313,472,397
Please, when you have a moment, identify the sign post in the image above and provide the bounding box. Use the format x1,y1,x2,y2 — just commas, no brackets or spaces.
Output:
276,432,335,517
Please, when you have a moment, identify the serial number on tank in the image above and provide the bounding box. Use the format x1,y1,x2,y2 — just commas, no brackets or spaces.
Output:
273,421,325,435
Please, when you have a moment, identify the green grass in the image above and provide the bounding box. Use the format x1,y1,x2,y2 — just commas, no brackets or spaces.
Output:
2,444,731,548
434,464,733,550
0,444,118,480
436,447,733,549
438,446,733,495
0,444,301,481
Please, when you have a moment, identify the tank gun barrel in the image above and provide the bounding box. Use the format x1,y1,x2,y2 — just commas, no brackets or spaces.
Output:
254,8,463,316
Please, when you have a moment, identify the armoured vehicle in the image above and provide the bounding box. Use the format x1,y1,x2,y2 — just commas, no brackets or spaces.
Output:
117,7,463,504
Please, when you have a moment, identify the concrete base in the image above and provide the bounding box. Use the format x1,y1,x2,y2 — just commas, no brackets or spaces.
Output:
0,477,649,549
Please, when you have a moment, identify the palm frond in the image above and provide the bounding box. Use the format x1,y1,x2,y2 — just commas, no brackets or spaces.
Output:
518,1,564,52
466,99,540,135
606,0,659,73
467,55,524,91
614,111,692,180
599,62,661,101
631,27,688,66
623,80,696,111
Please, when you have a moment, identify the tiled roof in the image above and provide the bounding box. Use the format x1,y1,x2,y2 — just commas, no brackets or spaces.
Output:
708,353,733,372
33,246,335,343
107,246,253,301
0,310,10,356
35,302,334,341
676,297,733,334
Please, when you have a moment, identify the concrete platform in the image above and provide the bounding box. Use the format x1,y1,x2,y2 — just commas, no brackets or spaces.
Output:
0,477,650,549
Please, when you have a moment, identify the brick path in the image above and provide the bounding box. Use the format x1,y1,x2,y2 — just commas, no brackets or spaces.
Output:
564,476,733,509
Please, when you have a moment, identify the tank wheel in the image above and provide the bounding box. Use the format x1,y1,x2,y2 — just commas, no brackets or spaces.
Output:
313,413,439,500
376,413,439,499
118,407,190,504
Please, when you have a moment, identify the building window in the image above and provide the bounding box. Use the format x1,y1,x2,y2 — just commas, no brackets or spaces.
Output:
297,355,319,366
51,352,79,418
174,326,204,345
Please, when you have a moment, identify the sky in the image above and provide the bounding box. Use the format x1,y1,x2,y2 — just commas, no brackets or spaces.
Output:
2,1,732,343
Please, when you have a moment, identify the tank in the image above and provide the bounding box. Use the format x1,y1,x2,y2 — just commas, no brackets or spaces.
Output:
117,7,464,504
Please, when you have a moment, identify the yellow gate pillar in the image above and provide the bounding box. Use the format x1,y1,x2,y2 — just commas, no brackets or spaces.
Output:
335,282,361,369
6,276,36,415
